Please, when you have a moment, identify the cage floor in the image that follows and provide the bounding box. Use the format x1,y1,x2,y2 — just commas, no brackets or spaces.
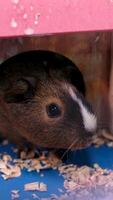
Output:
0,143,113,200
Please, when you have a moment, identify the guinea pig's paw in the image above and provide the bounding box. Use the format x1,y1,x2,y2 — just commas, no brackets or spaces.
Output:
18,147,37,159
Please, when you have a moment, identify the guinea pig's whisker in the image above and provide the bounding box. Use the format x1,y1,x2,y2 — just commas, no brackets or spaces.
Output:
60,139,78,160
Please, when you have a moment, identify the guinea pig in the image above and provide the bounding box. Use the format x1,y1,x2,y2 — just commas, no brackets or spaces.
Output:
0,50,97,151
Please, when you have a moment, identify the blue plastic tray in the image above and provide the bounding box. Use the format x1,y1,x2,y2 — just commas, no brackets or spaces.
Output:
0,143,113,200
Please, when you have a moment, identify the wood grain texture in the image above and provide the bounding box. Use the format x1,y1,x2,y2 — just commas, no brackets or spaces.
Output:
109,33,113,133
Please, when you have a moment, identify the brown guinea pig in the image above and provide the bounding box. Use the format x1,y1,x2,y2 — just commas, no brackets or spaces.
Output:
0,50,97,150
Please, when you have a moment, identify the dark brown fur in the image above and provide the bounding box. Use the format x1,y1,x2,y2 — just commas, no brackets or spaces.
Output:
0,50,96,150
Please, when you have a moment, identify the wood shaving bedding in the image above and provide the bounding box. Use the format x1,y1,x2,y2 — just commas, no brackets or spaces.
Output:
42,190,113,200
24,182,47,192
14,151,62,172
11,190,20,200
1,135,113,199
0,155,21,180
93,129,113,147
32,193,41,199
0,151,61,180
58,164,113,191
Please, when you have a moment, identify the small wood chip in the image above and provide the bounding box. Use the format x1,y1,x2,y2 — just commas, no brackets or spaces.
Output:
11,190,20,199
24,182,47,191
0,154,21,180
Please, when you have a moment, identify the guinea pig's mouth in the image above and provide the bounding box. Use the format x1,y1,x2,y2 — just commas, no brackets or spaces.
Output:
36,137,93,152
67,136,95,151
39,140,93,161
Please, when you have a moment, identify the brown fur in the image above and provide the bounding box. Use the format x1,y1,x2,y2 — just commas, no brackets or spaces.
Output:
0,50,96,150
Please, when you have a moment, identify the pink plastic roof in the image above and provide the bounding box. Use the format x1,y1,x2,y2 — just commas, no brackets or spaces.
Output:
0,0,113,37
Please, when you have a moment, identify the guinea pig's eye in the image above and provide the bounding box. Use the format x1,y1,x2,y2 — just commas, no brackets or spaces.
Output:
46,103,61,118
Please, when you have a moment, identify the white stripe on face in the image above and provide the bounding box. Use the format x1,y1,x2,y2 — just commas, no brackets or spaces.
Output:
69,87,97,132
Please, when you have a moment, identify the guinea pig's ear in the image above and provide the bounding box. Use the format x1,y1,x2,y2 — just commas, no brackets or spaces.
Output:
64,65,86,96
4,77,37,103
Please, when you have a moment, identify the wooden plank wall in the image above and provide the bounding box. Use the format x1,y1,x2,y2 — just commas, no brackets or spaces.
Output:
109,33,113,134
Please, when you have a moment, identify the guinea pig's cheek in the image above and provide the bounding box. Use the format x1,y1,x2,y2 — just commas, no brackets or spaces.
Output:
43,114,62,124
5,103,32,127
